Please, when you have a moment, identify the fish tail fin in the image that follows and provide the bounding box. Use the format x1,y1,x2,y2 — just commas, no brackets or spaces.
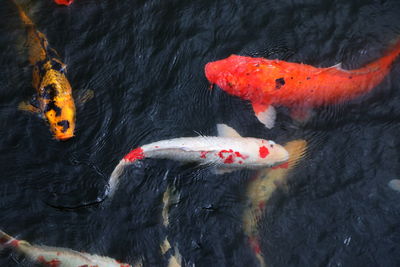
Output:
0,230,15,250
11,0,34,26
106,159,131,198
367,38,400,70
107,147,145,198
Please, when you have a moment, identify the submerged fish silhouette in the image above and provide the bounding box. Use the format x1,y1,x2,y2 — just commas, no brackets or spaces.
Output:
13,1,78,140
0,229,133,267
243,139,307,266
107,124,289,197
205,41,400,128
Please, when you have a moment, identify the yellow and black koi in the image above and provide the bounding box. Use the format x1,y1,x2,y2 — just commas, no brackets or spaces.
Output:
14,1,76,140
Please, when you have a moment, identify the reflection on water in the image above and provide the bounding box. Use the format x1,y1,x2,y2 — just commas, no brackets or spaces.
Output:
1,0,400,266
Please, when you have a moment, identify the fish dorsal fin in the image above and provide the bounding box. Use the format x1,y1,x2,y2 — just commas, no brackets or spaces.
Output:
217,124,242,138
330,62,342,69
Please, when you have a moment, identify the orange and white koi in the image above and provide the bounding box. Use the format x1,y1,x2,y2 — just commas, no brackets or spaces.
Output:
0,229,133,267
243,139,307,266
205,41,400,128
107,124,289,197
13,1,76,140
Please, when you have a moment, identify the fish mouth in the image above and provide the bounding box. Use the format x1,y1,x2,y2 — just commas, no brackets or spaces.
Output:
54,132,75,141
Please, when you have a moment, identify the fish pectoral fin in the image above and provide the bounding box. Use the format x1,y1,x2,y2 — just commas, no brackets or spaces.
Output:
217,124,242,137
18,101,40,113
252,102,276,129
75,89,94,107
290,107,313,124
212,167,238,175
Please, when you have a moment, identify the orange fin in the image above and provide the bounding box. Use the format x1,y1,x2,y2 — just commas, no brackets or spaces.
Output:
290,107,313,124
252,103,276,129
75,89,94,107
18,101,40,113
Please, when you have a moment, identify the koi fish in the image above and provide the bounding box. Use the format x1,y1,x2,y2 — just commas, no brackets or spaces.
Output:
107,124,289,197
54,0,74,6
205,41,400,128
242,139,307,266
13,1,77,140
160,186,183,267
0,229,133,267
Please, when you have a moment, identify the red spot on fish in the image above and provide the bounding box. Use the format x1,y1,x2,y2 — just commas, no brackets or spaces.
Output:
248,237,261,254
200,151,210,158
238,161,243,164
155,146,159,148
224,155,234,164
258,201,266,211
218,149,233,159
234,151,248,159
0,237,8,245
259,146,269,158
271,162,289,169
37,256,61,267
123,147,145,162
54,0,74,6
10,240,19,247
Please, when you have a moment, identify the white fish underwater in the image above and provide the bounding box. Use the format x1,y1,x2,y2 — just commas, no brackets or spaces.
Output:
0,229,134,267
107,124,289,197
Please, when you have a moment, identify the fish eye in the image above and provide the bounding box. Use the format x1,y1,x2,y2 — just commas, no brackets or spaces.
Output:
268,140,275,147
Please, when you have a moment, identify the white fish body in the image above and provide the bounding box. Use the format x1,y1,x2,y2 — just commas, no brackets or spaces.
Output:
141,136,285,168
0,230,132,267
107,124,289,197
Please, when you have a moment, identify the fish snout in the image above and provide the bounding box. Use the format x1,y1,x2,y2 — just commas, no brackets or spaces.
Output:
204,62,219,84
52,120,75,140
260,141,289,166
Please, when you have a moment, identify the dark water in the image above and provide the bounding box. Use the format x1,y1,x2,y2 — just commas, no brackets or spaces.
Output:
1,0,400,266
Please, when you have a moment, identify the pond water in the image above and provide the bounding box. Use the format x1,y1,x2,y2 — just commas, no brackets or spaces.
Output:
1,0,400,266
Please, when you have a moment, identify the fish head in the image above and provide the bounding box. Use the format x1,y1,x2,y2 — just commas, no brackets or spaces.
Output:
254,140,289,167
39,70,76,140
205,55,274,99
205,55,244,97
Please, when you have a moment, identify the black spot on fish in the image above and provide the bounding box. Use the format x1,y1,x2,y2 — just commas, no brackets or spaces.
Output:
35,60,48,77
44,101,62,116
41,84,57,100
291,77,294,79
275,77,285,89
306,77,311,80
51,58,66,73
57,120,70,133
52,61,64,73
227,82,233,88
255,64,260,67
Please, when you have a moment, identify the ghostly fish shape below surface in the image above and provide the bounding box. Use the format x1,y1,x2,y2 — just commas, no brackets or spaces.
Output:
107,124,289,197
243,139,307,267
0,229,134,267
205,40,400,128
13,1,77,140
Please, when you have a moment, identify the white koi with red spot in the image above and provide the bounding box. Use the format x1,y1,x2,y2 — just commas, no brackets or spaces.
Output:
0,229,134,267
107,124,289,197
